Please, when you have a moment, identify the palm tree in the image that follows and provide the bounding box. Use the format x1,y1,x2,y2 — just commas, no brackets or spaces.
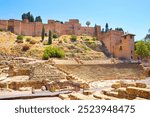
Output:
86,21,91,27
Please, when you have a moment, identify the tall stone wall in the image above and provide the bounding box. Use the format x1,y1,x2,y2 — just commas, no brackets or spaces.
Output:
0,20,8,30
0,19,100,37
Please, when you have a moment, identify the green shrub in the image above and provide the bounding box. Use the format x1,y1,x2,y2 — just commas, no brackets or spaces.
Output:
88,40,93,45
63,38,67,43
43,41,48,45
92,37,96,41
22,44,30,51
30,39,36,44
16,35,24,43
70,35,77,42
82,45,90,51
43,52,49,60
53,33,58,38
0,29,3,32
91,42,96,49
26,38,31,42
17,35,24,40
43,46,65,59
85,38,90,41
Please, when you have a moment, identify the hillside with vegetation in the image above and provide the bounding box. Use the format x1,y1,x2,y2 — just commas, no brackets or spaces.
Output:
0,31,106,60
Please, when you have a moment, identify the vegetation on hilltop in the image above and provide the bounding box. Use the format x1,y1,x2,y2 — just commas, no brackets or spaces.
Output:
43,46,65,60
0,31,106,60
22,12,42,22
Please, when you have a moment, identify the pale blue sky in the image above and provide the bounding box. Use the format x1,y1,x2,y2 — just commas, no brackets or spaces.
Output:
0,0,149,40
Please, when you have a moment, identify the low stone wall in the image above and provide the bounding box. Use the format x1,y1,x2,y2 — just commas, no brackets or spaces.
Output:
46,80,89,92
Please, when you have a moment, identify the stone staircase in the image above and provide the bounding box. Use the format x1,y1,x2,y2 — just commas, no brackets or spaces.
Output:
57,63,144,82
99,41,113,57
29,63,66,81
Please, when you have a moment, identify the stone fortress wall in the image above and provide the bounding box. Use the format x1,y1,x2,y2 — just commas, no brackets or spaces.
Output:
0,18,135,59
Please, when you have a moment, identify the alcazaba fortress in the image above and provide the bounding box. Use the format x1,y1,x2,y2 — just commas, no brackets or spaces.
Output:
0,19,135,59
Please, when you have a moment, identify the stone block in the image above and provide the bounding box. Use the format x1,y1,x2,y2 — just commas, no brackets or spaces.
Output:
66,75,75,80
83,90,94,95
59,94,70,100
120,82,136,88
111,83,121,89
117,88,127,98
0,83,7,88
69,93,97,100
19,87,32,91
93,92,118,100
8,80,44,90
126,87,150,99
102,88,114,94
136,83,147,88
104,91,118,98
46,84,60,92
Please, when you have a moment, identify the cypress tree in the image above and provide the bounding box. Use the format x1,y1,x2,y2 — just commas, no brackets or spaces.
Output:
105,23,109,32
41,26,45,42
48,30,52,45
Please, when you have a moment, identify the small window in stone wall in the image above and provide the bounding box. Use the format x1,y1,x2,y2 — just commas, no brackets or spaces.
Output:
131,56,133,59
130,35,133,39
119,46,122,51
131,50,133,54
124,36,127,39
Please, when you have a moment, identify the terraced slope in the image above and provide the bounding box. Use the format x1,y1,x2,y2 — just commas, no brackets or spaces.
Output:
57,63,144,82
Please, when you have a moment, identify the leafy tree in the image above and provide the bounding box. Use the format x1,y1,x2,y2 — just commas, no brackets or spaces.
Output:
30,15,34,22
41,26,45,42
135,41,150,59
55,20,63,24
144,29,150,42
22,13,28,20
86,21,91,27
35,16,42,22
48,30,52,45
22,12,34,22
115,28,124,32
145,34,150,42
